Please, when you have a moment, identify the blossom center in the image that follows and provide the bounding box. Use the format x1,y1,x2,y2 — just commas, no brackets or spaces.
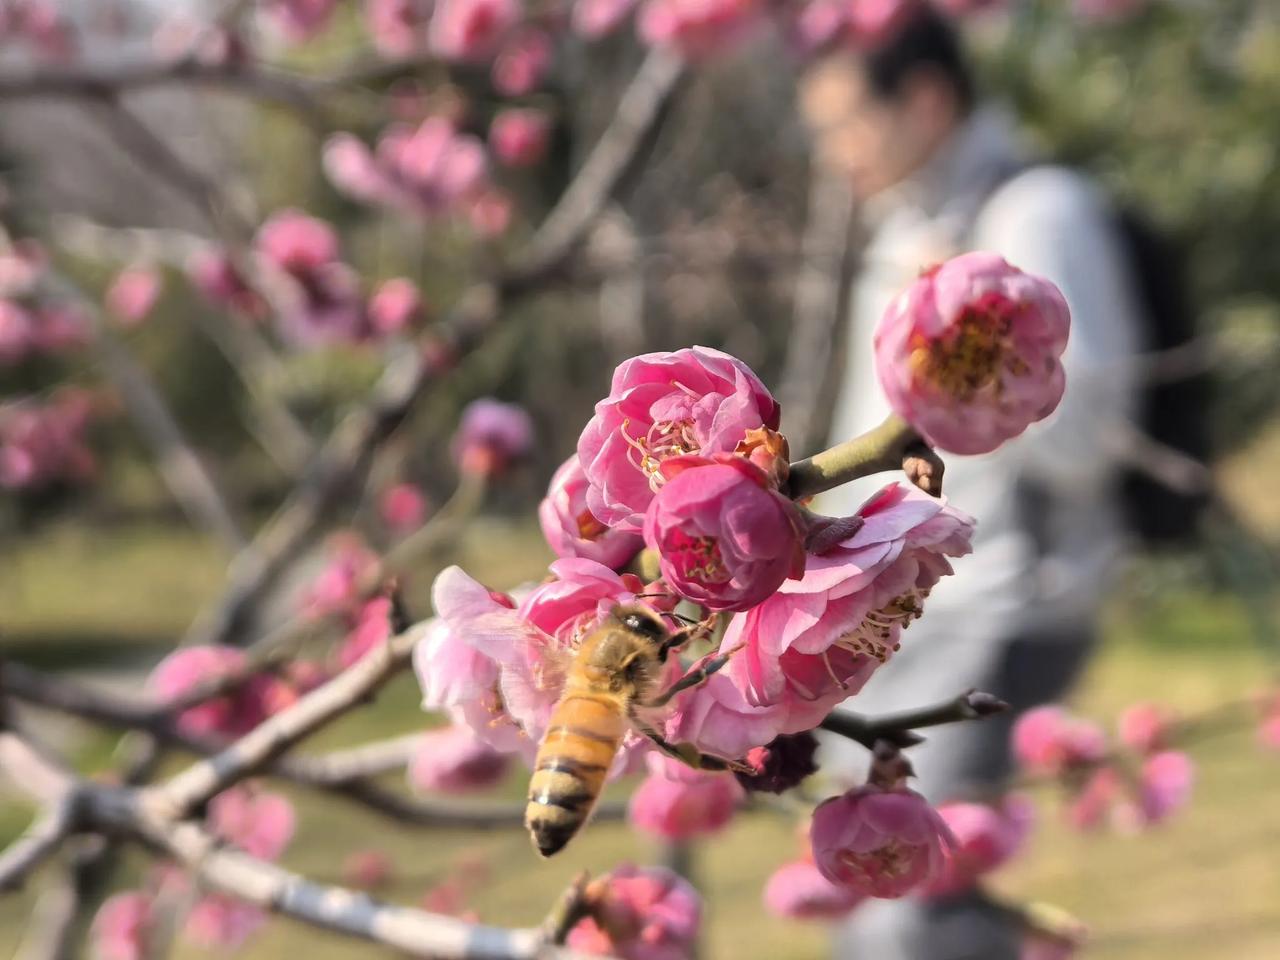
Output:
622,417,700,492
839,839,917,884
833,589,930,664
668,528,730,585
908,293,1028,400
576,508,608,542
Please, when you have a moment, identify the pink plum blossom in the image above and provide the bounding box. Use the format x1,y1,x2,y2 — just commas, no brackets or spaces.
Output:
492,28,553,95
452,398,534,478
256,210,340,273
567,865,701,960
764,858,864,919
845,0,916,46
91,892,154,960
490,108,551,168
1011,706,1108,776
643,454,803,612
105,265,161,328
183,895,266,951
573,0,638,38
0,390,98,489
1136,750,1194,825
146,646,283,740
300,535,379,620
661,669,807,762
810,785,954,898
365,0,433,57
874,252,1070,455
578,346,781,531
380,481,430,533
335,597,393,670
324,120,488,219
628,754,742,840
428,0,520,62
721,481,974,712
924,794,1035,897
368,277,423,335
208,786,296,860
186,249,264,319
407,724,512,793
637,0,763,59
261,0,338,43
1117,702,1174,755
32,304,90,354
538,454,645,569
0,0,75,61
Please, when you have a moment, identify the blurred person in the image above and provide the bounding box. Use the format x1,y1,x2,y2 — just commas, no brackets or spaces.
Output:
799,6,1144,958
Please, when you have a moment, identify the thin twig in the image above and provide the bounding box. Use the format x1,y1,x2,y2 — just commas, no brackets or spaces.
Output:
0,796,77,892
787,414,939,501
820,690,1009,750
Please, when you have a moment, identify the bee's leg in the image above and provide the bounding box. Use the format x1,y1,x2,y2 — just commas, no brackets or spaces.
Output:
629,715,753,774
643,647,740,708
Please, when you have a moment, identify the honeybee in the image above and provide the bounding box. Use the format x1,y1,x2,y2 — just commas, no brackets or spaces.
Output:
525,604,742,858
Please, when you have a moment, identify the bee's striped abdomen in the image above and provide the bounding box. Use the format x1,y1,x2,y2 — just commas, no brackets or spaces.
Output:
525,691,625,857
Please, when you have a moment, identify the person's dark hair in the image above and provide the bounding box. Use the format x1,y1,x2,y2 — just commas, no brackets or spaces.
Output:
861,7,976,113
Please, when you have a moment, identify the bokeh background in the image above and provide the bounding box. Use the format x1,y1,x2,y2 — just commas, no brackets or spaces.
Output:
2,1,1279,957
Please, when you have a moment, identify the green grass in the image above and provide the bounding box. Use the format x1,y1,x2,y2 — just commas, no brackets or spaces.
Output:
2,521,1279,958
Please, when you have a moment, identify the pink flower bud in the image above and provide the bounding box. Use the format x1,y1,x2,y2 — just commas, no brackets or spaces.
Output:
637,0,762,59
380,481,430,533
734,731,819,794
809,786,954,899
428,0,519,62
538,454,644,569
1137,750,1193,825
300,534,378,619
146,646,279,740
1011,706,1107,776
489,108,551,168
1117,702,1174,755
91,892,154,960
208,786,296,860
368,277,423,335
105,266,161,328
764,858,864,920
451,398,534,478
924,794,1035,897
407,724,512,793
628,754,742,840
874,252,1070,455
643,454,804,612
335,597,393,670
567,865,701,960
255,209,340,274
578,346,781,531
491,28,553,96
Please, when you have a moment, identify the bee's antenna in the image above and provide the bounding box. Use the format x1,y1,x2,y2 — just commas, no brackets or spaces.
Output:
667,613,698,626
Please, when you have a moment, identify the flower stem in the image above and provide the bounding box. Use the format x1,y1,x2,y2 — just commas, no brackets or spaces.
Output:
787,414,942,500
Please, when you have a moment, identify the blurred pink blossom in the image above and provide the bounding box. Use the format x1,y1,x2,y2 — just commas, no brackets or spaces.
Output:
874,252,1070,455
336,597,392,669
0,300,34,364
643,454,804,612
368,277,423,335
567,865,701,960
573,0,638,38
1136,750,1194,825
0,239,47,297
380,481,430,533
31,304,91,354
90,892,154,960
924,794,1035,896
492,28,553,95
628,754,742,840
105,266,161,328
186,249,265,320
490,108,551,168
467,187,515,237
300,535,379,619
844,0,917,46
1116,702,1174,754
183,894,266,950
1011,706,1107,776
261,0,339,43
407,724,512,793
763,858,864,919
208,786,296,860
578,346,781,531
810,785,954,898
661,668,804,762
364,0,433,57
146,645,282,740
538,454,645,569
0,390,98,490
637,0,763,58
721,481,974,715
0,0,75,61
428,0,519,62
451,398,534,478
255,209,340,274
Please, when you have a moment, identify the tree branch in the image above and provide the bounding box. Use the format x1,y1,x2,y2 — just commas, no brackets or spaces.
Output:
0,796,77,892
787,413,943,500
820,690,1009,750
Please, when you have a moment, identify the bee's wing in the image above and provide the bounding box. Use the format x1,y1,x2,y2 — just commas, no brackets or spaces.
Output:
450,609,536,661
497,635,572,737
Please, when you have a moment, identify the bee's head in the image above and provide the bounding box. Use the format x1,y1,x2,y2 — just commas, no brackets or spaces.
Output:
612,604,669,645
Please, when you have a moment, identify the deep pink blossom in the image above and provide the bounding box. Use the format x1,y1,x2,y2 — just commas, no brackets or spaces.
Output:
336,597,393,670
91,892,154,960
924,795,1035,897
1136,750,1194,825
643,454,803,612
722,481,973,714
300,535,378,620
0,390,98,489
661,670,804,762
1117,702,1174,755
106,266,161,328
567,865,701,960
256,210,340,274
637,0,763,59
490,108,551,168
368,277,423,335
183,895,266,950
810,786,954,898
365,0,432,57
874,252,1070,455
380,481,430,533
146,646,282,740
428,0,519,62
324,120,488,219
845,0,916,46
407,724,512,793
579,346,781,531
452,398,534,478
538,454,645,569
261,0,338,42
628,754,742,840
208,786,296,860
764,858,864,920
492,28,553,95
573,0,638,38
1011,706,1107,776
